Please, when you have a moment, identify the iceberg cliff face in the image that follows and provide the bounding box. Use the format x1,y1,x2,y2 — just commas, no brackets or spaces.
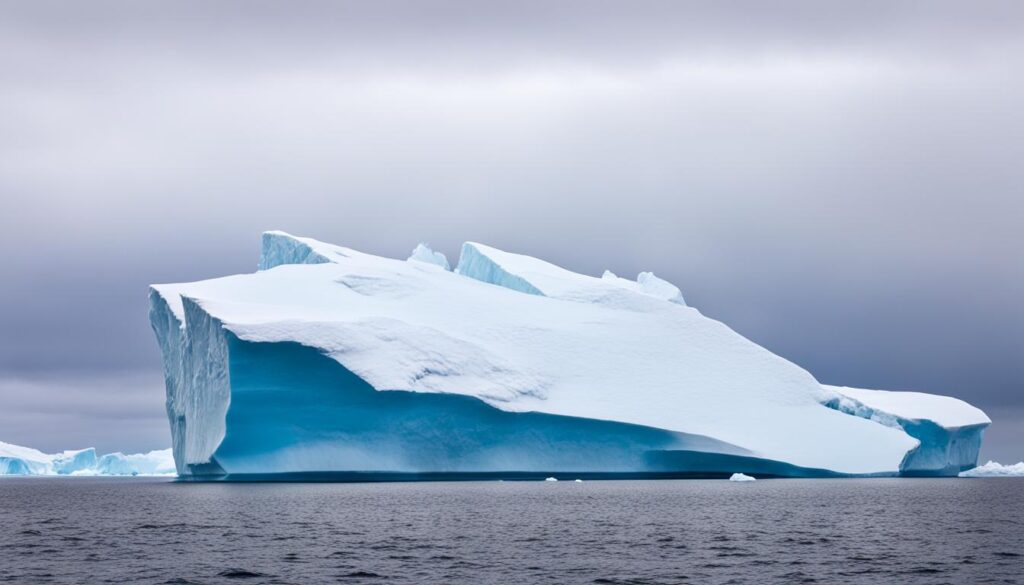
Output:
823,386,990,476
149,232,988,478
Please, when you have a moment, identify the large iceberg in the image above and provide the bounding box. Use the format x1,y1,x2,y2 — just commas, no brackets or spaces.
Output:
148,232,990,479
0,441,174,476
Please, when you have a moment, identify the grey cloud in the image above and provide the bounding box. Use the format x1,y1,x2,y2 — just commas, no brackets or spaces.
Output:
0,371,170,454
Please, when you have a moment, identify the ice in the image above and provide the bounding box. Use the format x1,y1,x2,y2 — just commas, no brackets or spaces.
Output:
454,242,543,296
958,461,1024,477
51,449,98,474
603,270,686,305
94,450,176,476
408,243,450,270
0,441,52,475
0,441,174,476
729,473,756,482
258,230,334,270
147,231,990,478
545,477,558,482
822,386,989,476
458,242,685,308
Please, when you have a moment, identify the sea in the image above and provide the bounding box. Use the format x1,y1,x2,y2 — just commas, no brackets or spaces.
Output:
1,477,1020,584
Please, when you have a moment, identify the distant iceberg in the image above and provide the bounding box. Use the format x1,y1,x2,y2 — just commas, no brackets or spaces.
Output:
0,441,174,476
148,231,991,479
729,473,756,482
958,461,1024,478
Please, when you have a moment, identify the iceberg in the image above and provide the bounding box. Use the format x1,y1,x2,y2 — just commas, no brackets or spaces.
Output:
0,441,174,476
148,231,990,479
0,442,53,475
958,461,1024,478
822,386,990,476
729,473,756,482
93,450,177,476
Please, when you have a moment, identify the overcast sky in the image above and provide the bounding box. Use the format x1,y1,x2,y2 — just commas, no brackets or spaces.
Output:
1,1,1021,461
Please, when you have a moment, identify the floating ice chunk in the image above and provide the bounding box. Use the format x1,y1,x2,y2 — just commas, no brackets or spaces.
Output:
729,473,756,482
574,479,583,483
408,243,450,271
545,477,558,482
958,461,1024,477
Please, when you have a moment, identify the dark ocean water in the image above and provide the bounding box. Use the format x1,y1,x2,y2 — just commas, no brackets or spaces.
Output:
1,478,1021,584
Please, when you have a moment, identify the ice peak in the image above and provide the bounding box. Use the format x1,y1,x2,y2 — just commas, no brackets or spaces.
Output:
455,242,545,296
408,243,450,271
259,231,333,270
636,272,686,305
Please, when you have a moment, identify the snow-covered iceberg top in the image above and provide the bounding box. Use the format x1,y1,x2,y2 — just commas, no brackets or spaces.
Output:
959,461,1024,478
0,441,174,477
824,386,990,430
149,231,990,477
729,472,756,482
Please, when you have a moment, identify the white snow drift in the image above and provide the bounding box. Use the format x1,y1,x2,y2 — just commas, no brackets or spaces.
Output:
148,231,990,478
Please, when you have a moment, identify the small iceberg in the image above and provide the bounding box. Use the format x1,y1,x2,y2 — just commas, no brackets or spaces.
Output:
729,473,756,482
545,477,558,482
574,479,583,483
959,461,1024,477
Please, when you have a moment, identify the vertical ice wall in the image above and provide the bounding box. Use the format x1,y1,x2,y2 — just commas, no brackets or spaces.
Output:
148,291,231,474
822,386,989,475
258,231,334,270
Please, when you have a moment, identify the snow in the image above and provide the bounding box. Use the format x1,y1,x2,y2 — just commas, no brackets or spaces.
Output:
602,270,686,305
0,441,52,475
822,385,989,476
0,441,174,476
93,450,177,476
408,243,450,270
729,473,756,482
455,241,686,309
148,231,990,477
51,449,98,474
825,386,990,429
959,461,1024,477
258,230,351,271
